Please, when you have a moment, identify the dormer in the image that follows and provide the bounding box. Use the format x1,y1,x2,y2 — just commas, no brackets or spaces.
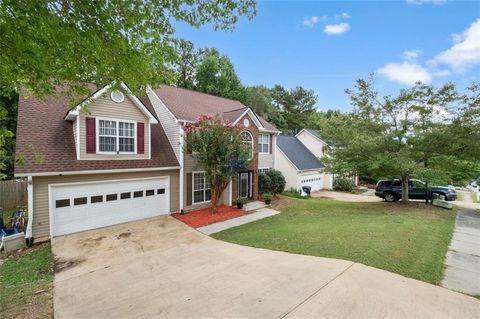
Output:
64,83,158,160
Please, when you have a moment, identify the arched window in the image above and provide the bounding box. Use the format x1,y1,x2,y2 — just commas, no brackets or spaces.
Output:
241,131,253,159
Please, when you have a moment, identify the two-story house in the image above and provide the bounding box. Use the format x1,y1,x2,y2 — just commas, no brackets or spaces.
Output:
14,83,279,242
145,85,280,212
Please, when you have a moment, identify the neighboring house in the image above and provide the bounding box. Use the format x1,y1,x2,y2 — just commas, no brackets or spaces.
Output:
145,85,281,212
15,83,279,241
275,135,327,192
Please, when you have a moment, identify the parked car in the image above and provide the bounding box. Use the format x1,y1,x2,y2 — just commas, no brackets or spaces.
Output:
375,179,457,202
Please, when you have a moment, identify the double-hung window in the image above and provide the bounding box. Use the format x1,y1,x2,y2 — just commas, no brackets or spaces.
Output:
98,119,135,153
258,133,269,153
193,172,211,204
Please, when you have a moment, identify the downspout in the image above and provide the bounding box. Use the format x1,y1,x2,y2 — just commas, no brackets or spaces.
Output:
25,176,34,246
179,125,184,214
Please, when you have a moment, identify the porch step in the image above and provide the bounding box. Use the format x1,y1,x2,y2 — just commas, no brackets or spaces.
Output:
242,200,269,211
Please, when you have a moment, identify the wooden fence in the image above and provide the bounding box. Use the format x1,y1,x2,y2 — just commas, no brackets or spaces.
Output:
0,179,27,210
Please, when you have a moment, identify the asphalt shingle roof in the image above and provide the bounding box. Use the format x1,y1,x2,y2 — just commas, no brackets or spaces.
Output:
277,135,324,171
151,85,279,132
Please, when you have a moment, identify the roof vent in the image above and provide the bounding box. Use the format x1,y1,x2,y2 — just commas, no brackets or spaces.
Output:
110,90,125,103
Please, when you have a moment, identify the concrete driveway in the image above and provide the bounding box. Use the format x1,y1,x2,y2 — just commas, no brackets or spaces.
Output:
52,216,480,319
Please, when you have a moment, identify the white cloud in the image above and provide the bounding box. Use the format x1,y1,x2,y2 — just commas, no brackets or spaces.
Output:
377,62,432,85
323,23,350,35
303,16,319,28
431,18,480,72
406,0,448,5
335,12,351,20
402,49,422,62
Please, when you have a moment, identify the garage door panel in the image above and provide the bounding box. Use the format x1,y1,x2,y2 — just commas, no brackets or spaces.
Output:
299,174,323,192
51,177,169,236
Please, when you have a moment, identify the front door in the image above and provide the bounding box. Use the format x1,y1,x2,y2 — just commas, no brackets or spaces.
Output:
238,171,253,199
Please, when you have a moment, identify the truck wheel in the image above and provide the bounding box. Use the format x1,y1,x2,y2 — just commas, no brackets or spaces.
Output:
384,192,396,202
431,192,446,200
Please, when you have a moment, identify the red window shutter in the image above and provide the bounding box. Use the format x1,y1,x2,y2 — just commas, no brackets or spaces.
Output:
86,117,96,153
270,134,273,154
137,122,145,154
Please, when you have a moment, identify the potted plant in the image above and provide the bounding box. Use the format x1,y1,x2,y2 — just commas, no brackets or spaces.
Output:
263,193,272,205
233,197,247,209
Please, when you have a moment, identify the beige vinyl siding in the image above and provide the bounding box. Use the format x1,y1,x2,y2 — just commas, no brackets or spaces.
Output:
275,146,300,190
296,131,325,158
79,94,151,160
73,118,78,157
183,155,211,211
146,90,181,160
32,170,179,241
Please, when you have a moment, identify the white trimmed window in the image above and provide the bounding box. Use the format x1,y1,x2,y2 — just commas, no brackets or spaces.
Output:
258,133,269,153
258,167,270,174
241,131,253,159
98,119,136,153
193,172,211,204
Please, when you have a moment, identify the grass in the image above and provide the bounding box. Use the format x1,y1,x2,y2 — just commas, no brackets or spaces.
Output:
213,197,457,285
0,243,54,318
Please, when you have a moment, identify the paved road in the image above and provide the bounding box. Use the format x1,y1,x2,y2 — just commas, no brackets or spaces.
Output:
52,216,480,318
442,194,480,296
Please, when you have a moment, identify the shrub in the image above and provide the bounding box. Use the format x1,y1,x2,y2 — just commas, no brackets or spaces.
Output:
266,169,286,195
258,173,272,195
334,177,354,192
262,193,272,201
233,197,247,205
283,187,306,199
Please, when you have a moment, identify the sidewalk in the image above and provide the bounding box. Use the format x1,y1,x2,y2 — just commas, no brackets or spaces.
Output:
442,196,480,296
197,207,280,235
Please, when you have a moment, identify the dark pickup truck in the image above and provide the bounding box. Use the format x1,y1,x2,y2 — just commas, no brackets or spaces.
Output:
375,179,457,202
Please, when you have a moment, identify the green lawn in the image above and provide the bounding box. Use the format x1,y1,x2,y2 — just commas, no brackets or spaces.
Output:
0,243,54,318
213,198,456,284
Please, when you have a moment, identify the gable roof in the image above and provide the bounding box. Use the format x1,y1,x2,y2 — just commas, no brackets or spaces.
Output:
296,128,327,143
64,82,158,124
149,85,280,132
15,88,178,176
277,135,324,171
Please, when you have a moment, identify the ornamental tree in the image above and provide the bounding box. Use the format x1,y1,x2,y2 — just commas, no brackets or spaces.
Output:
184,115,250,213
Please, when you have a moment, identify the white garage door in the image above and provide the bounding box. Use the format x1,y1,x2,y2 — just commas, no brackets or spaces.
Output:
299,173,323,192
50,177,170,236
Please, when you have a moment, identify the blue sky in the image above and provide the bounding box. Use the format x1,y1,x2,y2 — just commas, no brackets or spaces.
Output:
176,0,480,111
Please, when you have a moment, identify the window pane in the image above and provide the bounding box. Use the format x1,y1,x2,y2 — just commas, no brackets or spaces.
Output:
91,195,103,203
157,188,165,194
55,199,70,208
133,191,143,198
99,136,116,152
120,192,131,199
146,189,154,196
194,190,204,203
205,189,211,201
74,197,87,205
119,137,134,152
106,194,118,201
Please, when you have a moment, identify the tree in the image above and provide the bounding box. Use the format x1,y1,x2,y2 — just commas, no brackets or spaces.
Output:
0,91,17,179
195,48,245,101
0,0,256,97
323,76,465,202
184,115,250,213
244,85,286,130
269,85,317,134
173,39,199,89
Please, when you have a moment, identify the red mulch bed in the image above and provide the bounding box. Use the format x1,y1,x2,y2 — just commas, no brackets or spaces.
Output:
172,205,254,228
